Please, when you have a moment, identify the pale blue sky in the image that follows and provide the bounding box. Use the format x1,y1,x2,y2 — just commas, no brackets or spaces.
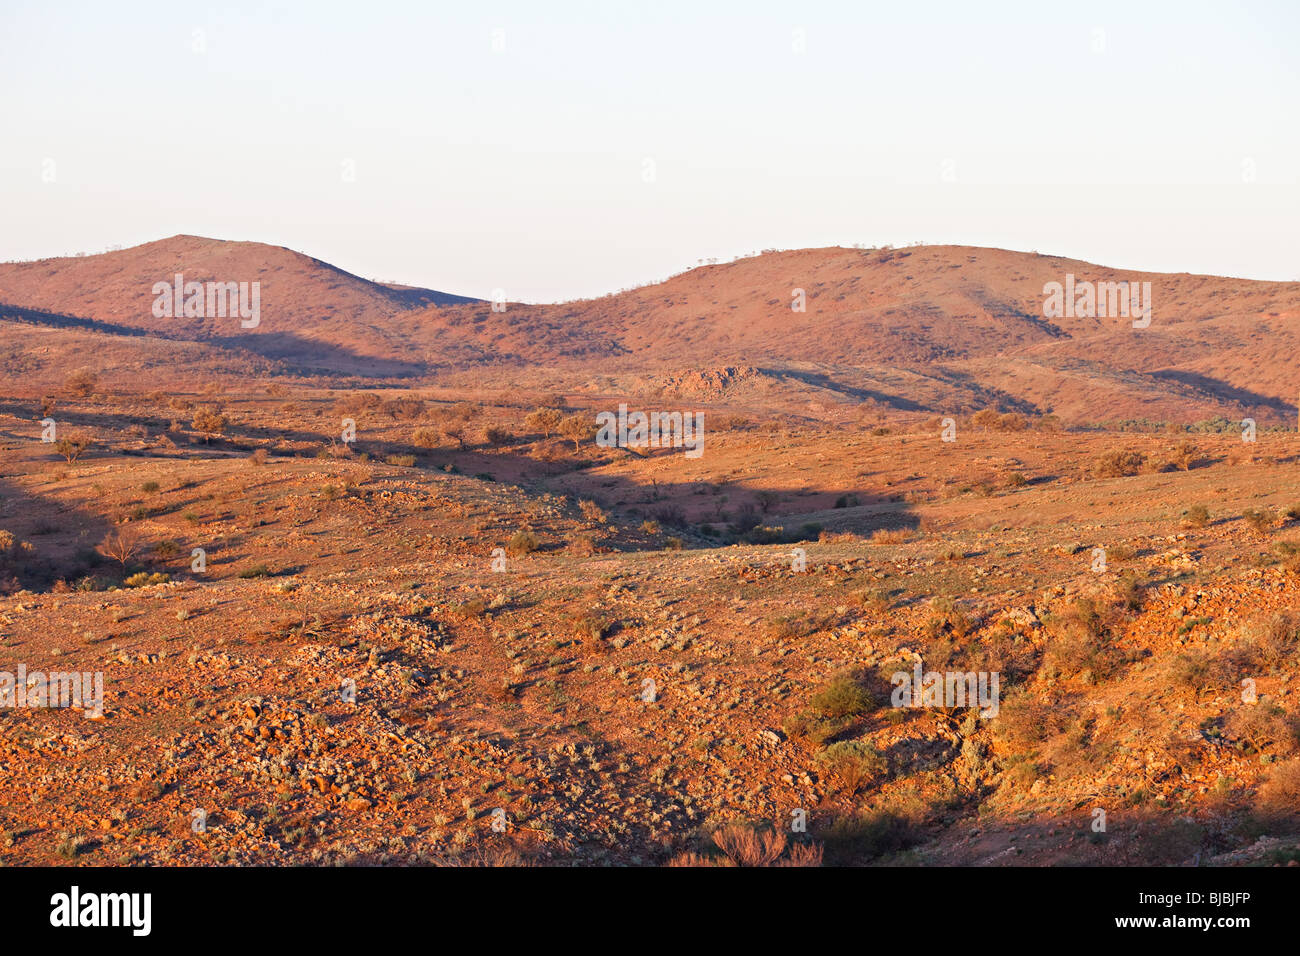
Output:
2,1,1297,301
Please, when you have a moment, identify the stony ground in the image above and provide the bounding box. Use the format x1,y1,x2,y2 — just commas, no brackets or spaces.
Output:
1,388,1298,866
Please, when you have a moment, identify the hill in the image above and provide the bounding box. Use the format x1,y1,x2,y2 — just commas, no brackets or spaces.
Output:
2,239,1298,423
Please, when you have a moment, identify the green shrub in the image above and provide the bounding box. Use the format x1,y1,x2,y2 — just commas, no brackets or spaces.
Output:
821,810,922,864
810,675,874,720
814,739,887,792
152,539,180,559
124,571,170,588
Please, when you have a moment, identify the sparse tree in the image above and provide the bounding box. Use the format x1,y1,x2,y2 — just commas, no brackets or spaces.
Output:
432,403,477,448
560,414,597,451
64,368,98,398
100,525,142,569
192,405,227,442
412,426,440,448
381,398,425,421
525,407,563,439
439,421,467,449
54,434,93,463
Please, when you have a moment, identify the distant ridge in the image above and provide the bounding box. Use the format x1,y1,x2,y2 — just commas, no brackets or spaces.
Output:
1,238,1298,423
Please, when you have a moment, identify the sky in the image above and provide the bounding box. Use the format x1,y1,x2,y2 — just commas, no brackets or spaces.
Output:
1,0,1297,302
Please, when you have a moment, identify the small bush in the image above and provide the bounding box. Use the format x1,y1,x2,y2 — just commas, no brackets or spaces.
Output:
782,711,845,747
506,530,540,557
1168,442,1199,471
192,405,227,438
814,739,887,792
1093,450,1146,478
850,588,891,613
412,426,441,448
125,571,170,588
1226,701,1300,754
1168,652,1211,690
1243,509,1274,536
569,612,608,642
1257,758,1300,817
821,810,922,864
484,425,513,446
994,691,1077,751
1109,575,1144,612
707,824,814,867
653,505,687,528
55,834,88,858
64,368,98,398
1042,597,1120,679
451,598,489,619
1243,611,1300,667
810,674,874,720
152,539,180,559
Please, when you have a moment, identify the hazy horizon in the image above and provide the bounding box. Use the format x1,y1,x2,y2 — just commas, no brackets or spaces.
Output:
6,233,1299,307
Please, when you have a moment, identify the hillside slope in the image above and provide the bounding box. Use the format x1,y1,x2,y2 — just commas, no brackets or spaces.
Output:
2,239,1297,422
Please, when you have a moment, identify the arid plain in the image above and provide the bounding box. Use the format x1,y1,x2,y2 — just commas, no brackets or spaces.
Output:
1,238,1298,866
